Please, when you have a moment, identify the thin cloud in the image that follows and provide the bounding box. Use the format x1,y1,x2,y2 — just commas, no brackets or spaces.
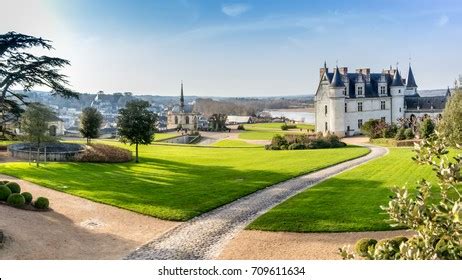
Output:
437,15,449,26
222,3,251,17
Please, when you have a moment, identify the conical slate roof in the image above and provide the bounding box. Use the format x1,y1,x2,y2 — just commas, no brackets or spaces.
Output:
391,69,404,87
330,67,344,88
406,65,418,88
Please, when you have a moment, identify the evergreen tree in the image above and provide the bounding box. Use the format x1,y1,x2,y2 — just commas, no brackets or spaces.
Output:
80,107,103,144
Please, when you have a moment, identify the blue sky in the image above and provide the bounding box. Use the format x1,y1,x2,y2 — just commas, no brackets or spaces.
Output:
2,0,461,96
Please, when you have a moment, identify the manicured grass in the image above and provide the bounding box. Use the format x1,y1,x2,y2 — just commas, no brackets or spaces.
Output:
153,133,180,141
0,143,368,221
248,148,460,233
239,122,314,140
212,139,262,147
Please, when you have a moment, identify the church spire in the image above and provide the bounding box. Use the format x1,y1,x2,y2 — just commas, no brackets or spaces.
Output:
391,69,404,87
180,81,184,113
406,63,418,88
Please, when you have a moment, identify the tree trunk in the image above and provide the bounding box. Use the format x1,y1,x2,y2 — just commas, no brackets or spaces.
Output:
36,146,40,167
135,143,139,163
87,137,90,145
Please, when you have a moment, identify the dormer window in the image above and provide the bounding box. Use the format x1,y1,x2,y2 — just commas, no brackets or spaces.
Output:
380,86,386,95
357,86,363,96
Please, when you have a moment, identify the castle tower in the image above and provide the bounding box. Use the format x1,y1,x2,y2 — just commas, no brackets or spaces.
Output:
405,64,418,95
328,67,346,136
390,69,405,123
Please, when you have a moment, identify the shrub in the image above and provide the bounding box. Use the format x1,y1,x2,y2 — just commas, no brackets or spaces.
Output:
354,238,377,258
271,135,288,147
0,180,10,185
419,118,435,139
21,192,33,204
7,193,25,207
237,124,245,130
74,143,132,163
404,128,415,139
395,127,406,140
288,143,305,150
34,197,50,209
281,124,297,130
5,182,21,194
0,186,12,201
373,239,401,260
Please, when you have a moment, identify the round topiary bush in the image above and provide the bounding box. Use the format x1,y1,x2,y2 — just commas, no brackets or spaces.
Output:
355,238,377,257
21,192,33,204
5,182,21,194
7,193,25,207
34,197,49,210
0,180,10,185
0,185,12,201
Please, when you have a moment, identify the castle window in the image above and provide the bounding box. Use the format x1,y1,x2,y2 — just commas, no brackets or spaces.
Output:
381,101,386,110
358,119,363,129
358,102,363,112
344,103,347,113
324,105,328,115
325,122,328,131
174,116,178,124
343,88,347,96
357,86,363,96
380,86,386,95
185,116,190,124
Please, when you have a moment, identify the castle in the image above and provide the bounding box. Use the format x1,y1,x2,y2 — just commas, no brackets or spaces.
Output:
314,63,450,137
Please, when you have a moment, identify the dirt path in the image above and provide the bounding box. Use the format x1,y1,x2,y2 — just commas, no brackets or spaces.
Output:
218,230,412,260
126,144,387,260
0,175,179,260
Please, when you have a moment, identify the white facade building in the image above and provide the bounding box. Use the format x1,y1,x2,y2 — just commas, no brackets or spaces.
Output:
314,63,449,137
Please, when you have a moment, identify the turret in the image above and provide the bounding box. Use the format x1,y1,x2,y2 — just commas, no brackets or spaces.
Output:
405,64,418,95
390,69,405,123
328,67,346,137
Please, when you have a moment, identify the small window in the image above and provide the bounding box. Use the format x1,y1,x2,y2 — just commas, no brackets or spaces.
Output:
381,101,386,110
381,117,386,122
398,89,401,93
357,86,363,95
380,86,386,95
325,105,328,115
399,107,402,112
358,119,363,129
325,122,328,131
358,102,363,112
343,88,347,96
344,103,347,113
347,125,350,131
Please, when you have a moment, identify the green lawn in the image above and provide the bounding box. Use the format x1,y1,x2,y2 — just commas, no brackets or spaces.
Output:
0,143,368,221
239,122,315,140
248,147,458,233
153,133,180,141
212,139,262,147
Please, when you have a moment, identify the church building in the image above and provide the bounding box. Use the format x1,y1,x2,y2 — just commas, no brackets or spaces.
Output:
314,63,449,137
167,82,200,131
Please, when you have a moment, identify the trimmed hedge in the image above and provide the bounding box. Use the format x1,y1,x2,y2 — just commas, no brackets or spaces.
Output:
266,133,346,150
21,192,33,204
34,197,50,210
5,182,21,194
0,186,12,201
7,193,25,207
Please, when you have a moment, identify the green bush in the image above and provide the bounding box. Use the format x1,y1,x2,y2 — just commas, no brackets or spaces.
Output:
419,118,435,139
281,123,297,130
373,239,401,260
404,128,415,139
0,186,12,201
354,238,377,257
288,143,305,150
34,197,50,209
21,192,33,204
0,180,10,185
5,182,20,194
237,124,245,130
395,127,406,140
7,193,25,207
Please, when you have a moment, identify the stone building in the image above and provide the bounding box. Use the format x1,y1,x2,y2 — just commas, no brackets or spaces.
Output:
167,82,200,131
314,62,449,136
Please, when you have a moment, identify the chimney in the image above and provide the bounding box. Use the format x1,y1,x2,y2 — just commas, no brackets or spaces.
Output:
320,67,328,79
339,67,348,75
356,68,371,82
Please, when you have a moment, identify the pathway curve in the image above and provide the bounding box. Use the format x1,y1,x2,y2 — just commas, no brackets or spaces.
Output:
126,144,388,260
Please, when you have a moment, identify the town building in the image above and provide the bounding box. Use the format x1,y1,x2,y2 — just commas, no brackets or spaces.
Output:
314,63,450,136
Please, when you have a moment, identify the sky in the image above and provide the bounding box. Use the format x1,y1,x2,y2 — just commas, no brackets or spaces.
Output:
1,0,461,96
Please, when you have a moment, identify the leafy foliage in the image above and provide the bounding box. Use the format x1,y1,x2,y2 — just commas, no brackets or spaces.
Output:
340,133,462,260
266,133,346,150
361,119,398,139
438,90,462,146
21,192,32,204
0,185,12,201
74,143,132,163
208,113,228,131
419,118,435,139
0,32,78,132
117,100,157,163
79,107,103,144
5,181,20,193
20,103,57,145
7,193,25,207
34,197,49,210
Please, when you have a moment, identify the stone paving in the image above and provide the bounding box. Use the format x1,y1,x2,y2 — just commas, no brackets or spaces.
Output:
126,144,388,260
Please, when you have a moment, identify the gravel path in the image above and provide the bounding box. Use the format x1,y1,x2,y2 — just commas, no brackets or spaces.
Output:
126,144,388,260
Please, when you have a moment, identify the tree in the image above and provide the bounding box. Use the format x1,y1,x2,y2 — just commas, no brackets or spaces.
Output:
208,113,228,131
117,100,157,163
21,103,57,166
0,32,78,133
339,134,461,260
80,107,103,144
438,90,462,145
419,118,435,139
